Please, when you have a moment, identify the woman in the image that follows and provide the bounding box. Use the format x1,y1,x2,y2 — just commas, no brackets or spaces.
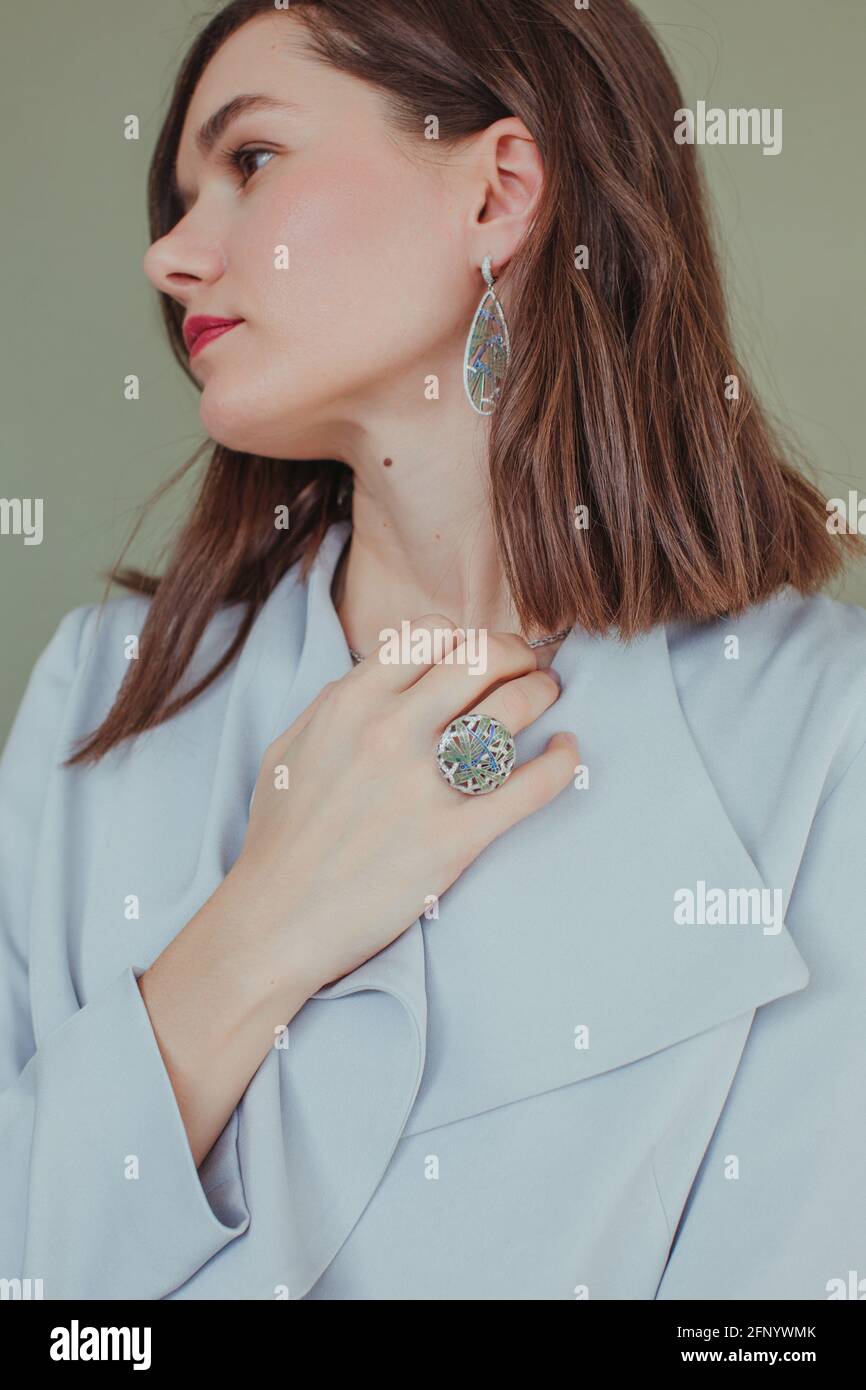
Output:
1,0,864,1302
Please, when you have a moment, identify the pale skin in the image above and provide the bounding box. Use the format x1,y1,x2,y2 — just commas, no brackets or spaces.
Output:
139,12,579,1169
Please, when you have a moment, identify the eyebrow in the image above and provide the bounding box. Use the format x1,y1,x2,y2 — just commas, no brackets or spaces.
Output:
174,94,304,206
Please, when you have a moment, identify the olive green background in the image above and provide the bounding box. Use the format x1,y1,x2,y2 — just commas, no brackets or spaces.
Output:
1,0,864,738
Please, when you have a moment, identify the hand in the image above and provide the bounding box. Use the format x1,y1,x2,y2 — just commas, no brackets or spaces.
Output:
232,615,579,997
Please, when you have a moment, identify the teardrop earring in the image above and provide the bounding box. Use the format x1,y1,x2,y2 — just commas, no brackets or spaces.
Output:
462,255,511,415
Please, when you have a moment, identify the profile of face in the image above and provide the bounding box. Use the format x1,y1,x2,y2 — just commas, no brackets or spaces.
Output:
143,12,541,460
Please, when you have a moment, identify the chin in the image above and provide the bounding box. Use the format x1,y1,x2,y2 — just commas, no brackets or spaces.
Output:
200,375,345,460
199,382,276,456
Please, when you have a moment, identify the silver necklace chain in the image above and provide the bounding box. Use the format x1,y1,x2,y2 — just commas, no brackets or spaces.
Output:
348,627,571,666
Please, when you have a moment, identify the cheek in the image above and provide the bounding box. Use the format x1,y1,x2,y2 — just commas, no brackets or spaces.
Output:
246,162,462,360
199,161,468,449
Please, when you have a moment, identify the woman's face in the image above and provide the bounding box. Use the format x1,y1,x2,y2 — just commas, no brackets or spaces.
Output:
144,12,479,459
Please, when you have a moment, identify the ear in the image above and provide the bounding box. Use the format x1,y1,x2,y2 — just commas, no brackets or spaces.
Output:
468,117,544,274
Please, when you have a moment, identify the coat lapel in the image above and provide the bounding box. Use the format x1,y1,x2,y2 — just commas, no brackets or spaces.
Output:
231,522,430,1298
219,520,810,1296
405,613,810,1134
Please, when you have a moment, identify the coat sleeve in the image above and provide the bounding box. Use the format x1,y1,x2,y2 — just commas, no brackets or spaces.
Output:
655,727,866,1300
0,607,250,1300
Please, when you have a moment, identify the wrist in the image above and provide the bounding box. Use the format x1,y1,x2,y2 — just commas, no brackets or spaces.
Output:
217,850,326,1008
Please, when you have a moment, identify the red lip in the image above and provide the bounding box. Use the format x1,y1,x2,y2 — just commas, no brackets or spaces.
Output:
184,315,243,357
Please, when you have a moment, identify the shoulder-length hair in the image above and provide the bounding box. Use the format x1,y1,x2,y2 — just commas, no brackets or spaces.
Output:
66,0,863,764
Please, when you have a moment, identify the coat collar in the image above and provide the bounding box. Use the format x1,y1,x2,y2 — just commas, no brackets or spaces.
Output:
238,519,809,1294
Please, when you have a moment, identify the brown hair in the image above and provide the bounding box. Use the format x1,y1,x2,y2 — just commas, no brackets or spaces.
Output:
66,0,863,765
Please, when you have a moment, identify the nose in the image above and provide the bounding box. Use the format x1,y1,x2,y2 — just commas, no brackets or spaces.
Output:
142,219,228,306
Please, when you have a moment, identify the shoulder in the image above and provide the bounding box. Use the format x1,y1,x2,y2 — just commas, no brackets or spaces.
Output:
75,587,261,702
4,588,255,755
665,584,866,817
667,583,866,680
0,597,148,768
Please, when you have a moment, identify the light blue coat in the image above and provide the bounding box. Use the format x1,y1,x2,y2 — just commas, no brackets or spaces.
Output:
1,518,865,1301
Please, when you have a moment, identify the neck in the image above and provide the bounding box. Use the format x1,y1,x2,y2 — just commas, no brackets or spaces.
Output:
331,500,567,672
301,347,567,667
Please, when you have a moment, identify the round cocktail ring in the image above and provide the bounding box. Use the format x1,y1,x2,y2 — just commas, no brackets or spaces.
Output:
434,713,516,795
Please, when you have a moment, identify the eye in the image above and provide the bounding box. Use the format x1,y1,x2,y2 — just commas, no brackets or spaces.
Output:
219,145,276,187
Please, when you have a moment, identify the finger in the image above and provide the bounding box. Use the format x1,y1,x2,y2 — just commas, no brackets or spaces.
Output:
407,630,539,726
469,732,580,842
355,614,468,694
448,668,562,737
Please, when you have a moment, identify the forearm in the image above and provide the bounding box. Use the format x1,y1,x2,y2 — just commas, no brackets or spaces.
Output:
137,861,313,1169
